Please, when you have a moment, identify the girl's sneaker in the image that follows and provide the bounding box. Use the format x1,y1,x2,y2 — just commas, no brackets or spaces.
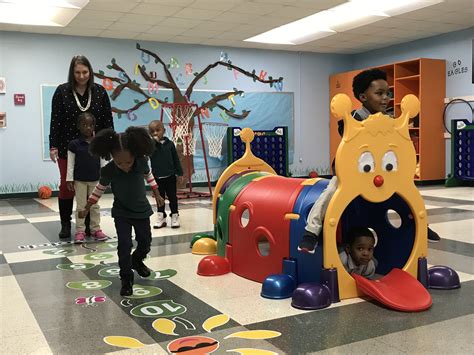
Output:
153,212,167,229
93,230,108,241
171,213,180,228
74,231,86,244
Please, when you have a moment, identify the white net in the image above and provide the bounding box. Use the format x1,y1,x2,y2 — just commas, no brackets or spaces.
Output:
203,123,228,158
161,104,196,156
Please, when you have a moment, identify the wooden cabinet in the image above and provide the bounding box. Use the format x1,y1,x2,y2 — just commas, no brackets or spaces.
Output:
329,58,446,182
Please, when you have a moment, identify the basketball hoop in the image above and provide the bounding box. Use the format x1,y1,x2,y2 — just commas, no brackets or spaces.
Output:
203,122,228,158
161,103,196,144
159,102,213,200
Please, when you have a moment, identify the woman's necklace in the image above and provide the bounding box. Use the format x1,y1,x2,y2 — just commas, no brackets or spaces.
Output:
73,87,92,112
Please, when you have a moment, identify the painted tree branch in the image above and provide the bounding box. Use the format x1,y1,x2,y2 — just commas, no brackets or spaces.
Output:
95,43,284,119
197,90,249,119
215,103,249,119
95,60,167,114
185,61,283,99
138,65,173,89
136,43,182,100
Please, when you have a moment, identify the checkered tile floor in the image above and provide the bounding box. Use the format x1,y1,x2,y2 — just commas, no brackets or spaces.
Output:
0,186,472,354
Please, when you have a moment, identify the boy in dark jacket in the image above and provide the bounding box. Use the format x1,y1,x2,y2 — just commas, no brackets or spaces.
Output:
298,69,439,254
148,120,184,228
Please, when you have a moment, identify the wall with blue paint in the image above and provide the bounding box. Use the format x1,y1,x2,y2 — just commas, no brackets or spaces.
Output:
0,28,471,193
0,31,350,193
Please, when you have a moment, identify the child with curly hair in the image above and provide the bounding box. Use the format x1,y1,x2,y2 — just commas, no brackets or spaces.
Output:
78,126,164,296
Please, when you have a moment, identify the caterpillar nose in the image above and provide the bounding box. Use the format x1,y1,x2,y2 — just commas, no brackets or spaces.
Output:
373,175,384,187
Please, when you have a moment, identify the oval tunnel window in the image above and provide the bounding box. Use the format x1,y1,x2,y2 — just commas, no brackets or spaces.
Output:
257,235,270,257
240,208,250,228
386,209,402,229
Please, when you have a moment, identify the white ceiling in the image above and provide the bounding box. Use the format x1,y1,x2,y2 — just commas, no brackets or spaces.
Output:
0,0,472,54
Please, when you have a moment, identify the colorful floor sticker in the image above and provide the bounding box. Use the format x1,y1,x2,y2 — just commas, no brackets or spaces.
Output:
121,299,133,307
228,349,277,355
144,269,177,280
96,242,118,250
202,314,230,332
126,285,162,299
167,336,219,354
75,295,107,307
104,314,282,354
103,336,147,349
98,266,120,278
43,248,75,256
130,300,187,318
57,263,96,271
66,280,112,290
152,318,178,335
84,253,114,261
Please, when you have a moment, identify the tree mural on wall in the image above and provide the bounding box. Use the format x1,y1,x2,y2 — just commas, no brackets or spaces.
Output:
93,43,284,184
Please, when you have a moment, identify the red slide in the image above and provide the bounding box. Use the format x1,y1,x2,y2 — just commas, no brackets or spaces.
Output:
352,268,432,312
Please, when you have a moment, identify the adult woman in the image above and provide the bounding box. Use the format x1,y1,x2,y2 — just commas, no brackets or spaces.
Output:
49,55,114,239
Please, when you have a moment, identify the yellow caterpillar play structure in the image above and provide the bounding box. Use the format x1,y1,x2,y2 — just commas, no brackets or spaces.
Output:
195,94,460,312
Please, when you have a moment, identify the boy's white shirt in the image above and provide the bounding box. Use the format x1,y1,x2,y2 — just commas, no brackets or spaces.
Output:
66,151,75,182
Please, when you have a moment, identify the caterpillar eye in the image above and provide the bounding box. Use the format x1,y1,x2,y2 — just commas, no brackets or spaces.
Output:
358,152,375,173
382,151,398,172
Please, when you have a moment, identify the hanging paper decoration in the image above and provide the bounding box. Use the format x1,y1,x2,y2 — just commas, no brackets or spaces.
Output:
168,57,179,69
274,81,283,92
134,64,140,75
148,98,160,110
118,71,128,84
233,69,239,80
219,51,229,62
228,94,236,106
220,111,229,121
148,82,159,95
201,107,210,118
127,110,137,121
259,70,267,80
185,63,193,75
175,73,185,86
102,78,114,91
141,51,150,64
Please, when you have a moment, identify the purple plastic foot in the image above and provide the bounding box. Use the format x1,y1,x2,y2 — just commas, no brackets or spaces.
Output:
291,283,331,310
418,257,429,288
428,265,461,290
321,268,340,303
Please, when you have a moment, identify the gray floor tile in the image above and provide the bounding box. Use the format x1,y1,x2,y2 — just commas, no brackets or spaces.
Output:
429,238,474,258
0,263,12,277
8,198,56,216
9,257,70,275
0,222,52,253
375,315,474,354
0,218,28,226
248,281,474,354
427,210,474,224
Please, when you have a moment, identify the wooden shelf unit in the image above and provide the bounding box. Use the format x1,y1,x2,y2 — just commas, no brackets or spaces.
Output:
329,58,446,181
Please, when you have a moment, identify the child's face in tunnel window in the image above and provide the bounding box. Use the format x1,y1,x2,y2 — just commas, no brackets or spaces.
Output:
346,235,375,266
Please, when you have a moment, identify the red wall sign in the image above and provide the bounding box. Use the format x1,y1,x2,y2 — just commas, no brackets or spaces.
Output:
14,94,25,105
